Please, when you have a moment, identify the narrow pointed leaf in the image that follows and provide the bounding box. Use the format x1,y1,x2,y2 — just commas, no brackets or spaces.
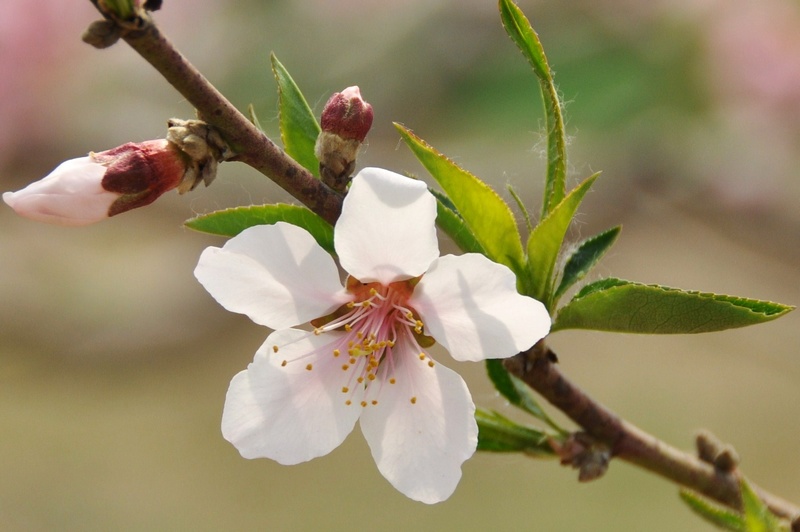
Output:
554,226,621,301
486,359,522,405
499,0,566,217
247,103,265,132
476,408,554,456
271,53,321,176
185,204,334,253
433,196,485,254
396,124,525,272
679,490,745,531
486,360,566,434
526,172,600,307
741,479,785,531
553,278,794,334
508,184,533,232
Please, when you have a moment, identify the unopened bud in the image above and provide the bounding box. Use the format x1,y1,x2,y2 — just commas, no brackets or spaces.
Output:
3,120,230,226
315,86,374,192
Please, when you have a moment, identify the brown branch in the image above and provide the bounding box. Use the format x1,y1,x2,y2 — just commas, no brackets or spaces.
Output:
505,342,800,522
86,3,344,225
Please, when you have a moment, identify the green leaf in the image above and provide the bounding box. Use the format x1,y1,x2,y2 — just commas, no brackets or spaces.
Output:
499,0,567,218
526,172,600,308
553,278,794,334
395,123,525,273
103,0,135,19
741,478,786,531
507,184,533,232
247,103,265,132
433,196,486,254
486,360,566,434
486,359,522,405
185,204,334,253
271,53,321,176
476,408,554,456
554,226,621,301
679,490,745,531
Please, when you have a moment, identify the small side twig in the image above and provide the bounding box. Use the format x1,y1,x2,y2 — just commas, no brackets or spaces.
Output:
504,342,799,522
86,2,344,225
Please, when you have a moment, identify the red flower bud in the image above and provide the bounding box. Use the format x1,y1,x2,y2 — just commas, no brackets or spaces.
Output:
315,86,374,192
319,86,374,143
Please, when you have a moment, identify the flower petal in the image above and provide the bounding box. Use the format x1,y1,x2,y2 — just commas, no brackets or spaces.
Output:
411,254,551,362
194,223,350,330
360,341,477,504
221,328,365,464
334,167,438,284
3,157,117,226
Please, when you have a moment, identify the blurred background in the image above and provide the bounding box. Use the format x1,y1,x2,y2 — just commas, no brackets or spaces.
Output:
1,0,799,530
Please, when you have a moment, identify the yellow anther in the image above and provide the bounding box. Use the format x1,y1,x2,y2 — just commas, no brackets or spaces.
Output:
360,401,367,408
349,357,356,365
346,302,355,308
305,364,313,371
281,360,287,367
313,328,322,335
389,378,396,384
405,311,413,319
361,301,370,308
344,324,352,332
428,360,435,368
367,374,376,381
418,353,425,360
410,397,417,405
333,349,341,357
357,377,364,383
356,331,364,339
369,288,378,296
414,326,422,334
345,400,352,406
371,400,378,405
342,364,349,371
342,387,349,393
272,345,279,353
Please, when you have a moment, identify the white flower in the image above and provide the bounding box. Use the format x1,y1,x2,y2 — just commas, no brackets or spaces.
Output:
194,167,551,503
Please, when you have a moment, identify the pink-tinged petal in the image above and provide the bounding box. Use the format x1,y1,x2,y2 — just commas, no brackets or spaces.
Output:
3,157,117,226
221,329,365,464
194,223,351,330
334,167,438,284
411,254,551,362
360,342,477,504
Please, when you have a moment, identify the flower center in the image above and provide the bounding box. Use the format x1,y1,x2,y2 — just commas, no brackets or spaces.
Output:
299,276,435,407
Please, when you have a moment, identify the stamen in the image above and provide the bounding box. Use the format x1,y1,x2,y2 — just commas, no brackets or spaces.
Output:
272,345,279,353
342,386,349,393
410,397,417,404
305,364,313,371
281,360,287,367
